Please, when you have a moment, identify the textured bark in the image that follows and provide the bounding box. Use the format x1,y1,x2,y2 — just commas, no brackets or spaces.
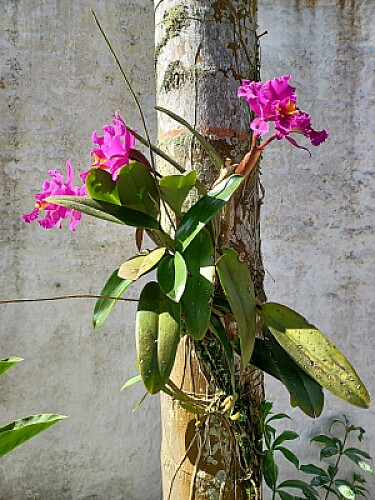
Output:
155,1,264,498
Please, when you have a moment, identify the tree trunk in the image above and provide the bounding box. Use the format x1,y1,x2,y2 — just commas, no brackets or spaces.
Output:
155,1,265,498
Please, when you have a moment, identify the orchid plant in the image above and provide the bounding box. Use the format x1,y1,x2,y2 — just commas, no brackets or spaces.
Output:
22,75,369,426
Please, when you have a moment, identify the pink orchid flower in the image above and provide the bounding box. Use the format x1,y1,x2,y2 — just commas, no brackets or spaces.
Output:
81,111,136,182
22,160,86,231
238,75,328,151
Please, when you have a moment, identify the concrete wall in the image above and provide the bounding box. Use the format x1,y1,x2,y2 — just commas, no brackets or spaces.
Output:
0,1,161,499
1,0,374,498
259,0,375,496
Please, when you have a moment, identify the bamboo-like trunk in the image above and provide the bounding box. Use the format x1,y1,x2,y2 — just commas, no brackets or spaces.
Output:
155,2,264,498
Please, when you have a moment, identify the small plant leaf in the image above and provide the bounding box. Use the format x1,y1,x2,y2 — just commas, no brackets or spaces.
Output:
175,174,244,253
311,435,339,446
278,479,318,500
209,314,235,393
263,450,278,489
267,413,292,423
216,248,256,368
86,168,120,204
335,481,356,500
0,357,23,377
320,445,340,459
276,446,300,469
278,492,303,500
300,463,330,479
155,106,224,171
121,374,142,391
273,431,299,448
344,448,372,461
117,162,160,217
257,302,370,409
0,414,67,458
159,171,197,215
157,252,187,303
181,229,215,339
136,282,180,394
93,268,133,329
46,196,160,229
118,248,166,281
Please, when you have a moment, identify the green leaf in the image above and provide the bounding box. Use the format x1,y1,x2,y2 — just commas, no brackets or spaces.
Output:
300,463,330,480
86,168,120,204
175,174,244,253
117,162,160,217
273,431,299,448
257,302,370,409
121,374,142,391
335,481,356,500
118,248,166,281
93,268,133,329
311,435,340,447
251,331,324,418
278,492,302,500
267,413,292,423
217,248,256,368
155,106,223,171
276,446,300,469
157,252,187,303
209,314,235,392
344,449,373,473
46,196,160,229
263,450,278,490
159,171,197,215
320,445,340,459
136,282,180,394
278,480,318,500
0,357,23,377
0,414,67,458
344,448,372,461
181,229,215,339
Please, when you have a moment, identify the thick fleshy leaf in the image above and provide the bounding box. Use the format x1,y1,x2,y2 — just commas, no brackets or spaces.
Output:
93,269,133,329
159,171,197,215
0,357,23,377
117,161,160,217
86,168,120,204
118,248,166,281
136,282,180,394
157,252,187,303
257,302,370,409
155,106,224,171
0,414,67,458
210,314,235,392
181,230,215,339
236,332,324,417
46,196,160,229
217,248,256,368
120,374,142,391
175,174,244,253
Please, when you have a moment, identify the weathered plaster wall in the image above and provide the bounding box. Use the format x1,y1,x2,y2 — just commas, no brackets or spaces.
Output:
0,1,161,499
259,0,375,495
1,0,374,498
